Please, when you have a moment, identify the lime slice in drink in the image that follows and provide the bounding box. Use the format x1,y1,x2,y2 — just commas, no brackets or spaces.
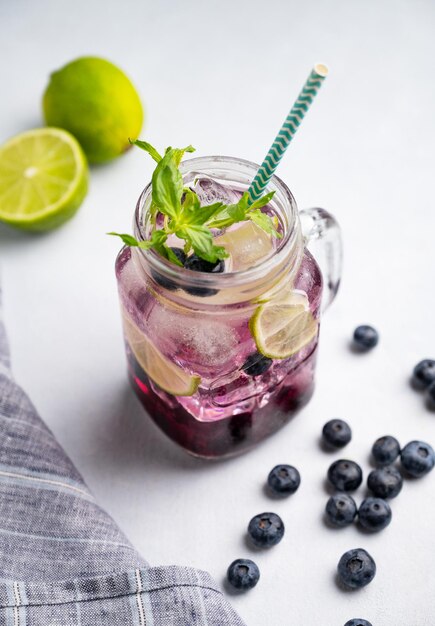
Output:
0,128,88,231
255,286,310,307
249,297,318,359
123,313,201,396
214,220,274,271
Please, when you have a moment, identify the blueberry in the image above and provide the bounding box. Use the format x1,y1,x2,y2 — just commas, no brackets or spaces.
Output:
242,352,273,377
327,460,363,492
183,255,224,297
325,494,357,527
267,465,301,496
371,435,401,466
337,548,376,589
400,440,435,477
170,247,187,264
151,247,186,290
184,254,224,273
353,325,379,350
428,381,435,406
358,497,392,532
247,512,284,548
322,419,352,449
344,620,373,626
412,359,435,389
227,558,260,591
367,466,403,499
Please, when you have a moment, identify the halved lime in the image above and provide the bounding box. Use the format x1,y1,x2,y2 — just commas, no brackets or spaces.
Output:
0,127,88,231
123,313,201,396
249,297,319,359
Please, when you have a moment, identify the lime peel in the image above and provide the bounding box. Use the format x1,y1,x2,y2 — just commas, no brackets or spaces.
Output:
255,287,311,307
123,313,201,396
249,293,319,359
0,127,88,231
43,56,144,163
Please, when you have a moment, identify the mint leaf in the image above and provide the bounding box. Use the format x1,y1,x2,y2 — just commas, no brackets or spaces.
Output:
113,140,281,267
107,230,165,250
176,224,228,263
249,191,275,210
152,150,183,220
107,232,142,247
179,189,224,226
209,191,276,228
206,206,233,229
208,190,279,236
207,193,250,229
129,139,162,163
180,187,200,216
108,231,183,266
194,201,225,225
165,246,184,266
172,145,195,167
248,209,282,238
130,139,194,167
139,231,185,266
151,146,197,220
247,192,280,238
227,192,249,222
146,228,168,254
183,240,192,255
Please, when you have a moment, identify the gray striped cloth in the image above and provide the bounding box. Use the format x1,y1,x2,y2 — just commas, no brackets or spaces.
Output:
0,286,246,625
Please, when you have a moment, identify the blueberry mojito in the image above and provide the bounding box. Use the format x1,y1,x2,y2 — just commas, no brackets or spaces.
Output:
113,141,341,458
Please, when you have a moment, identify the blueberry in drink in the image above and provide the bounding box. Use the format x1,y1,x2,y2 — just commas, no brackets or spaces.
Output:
150,247,186,290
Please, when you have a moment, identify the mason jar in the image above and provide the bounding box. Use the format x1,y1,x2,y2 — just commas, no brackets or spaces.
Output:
115,156,342,459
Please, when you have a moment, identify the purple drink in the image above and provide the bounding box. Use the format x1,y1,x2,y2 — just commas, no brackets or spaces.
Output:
115,156,341,459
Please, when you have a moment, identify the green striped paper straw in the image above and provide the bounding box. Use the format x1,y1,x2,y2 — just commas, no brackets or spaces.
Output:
248,63,329,203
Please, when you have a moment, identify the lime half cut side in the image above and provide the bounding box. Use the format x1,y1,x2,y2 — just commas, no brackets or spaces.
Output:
0,127,88,231
123,313,201,397
250,298,319,359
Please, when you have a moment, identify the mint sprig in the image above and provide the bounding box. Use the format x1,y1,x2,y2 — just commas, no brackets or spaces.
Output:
207,191,281,238
110,140,281,265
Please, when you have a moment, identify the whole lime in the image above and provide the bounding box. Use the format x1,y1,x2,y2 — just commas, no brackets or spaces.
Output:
42,57,144,163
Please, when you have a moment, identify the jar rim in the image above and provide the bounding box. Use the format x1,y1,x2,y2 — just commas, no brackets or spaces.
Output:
133,155,302,291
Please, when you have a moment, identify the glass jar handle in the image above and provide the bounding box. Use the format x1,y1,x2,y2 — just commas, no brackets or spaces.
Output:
299,208,343,312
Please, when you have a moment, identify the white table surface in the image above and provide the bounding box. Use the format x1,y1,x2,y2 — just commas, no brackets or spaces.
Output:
1,1,435,624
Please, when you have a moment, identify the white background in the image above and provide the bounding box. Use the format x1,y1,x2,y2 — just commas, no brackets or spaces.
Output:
1,1,435,624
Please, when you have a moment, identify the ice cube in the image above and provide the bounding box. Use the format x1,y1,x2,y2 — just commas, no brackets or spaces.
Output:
214,221,275,271
193,176,240,206
209,372,259,407
146,303,239,377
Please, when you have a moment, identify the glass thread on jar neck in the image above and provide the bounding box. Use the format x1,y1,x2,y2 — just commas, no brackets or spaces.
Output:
133,156,304,306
